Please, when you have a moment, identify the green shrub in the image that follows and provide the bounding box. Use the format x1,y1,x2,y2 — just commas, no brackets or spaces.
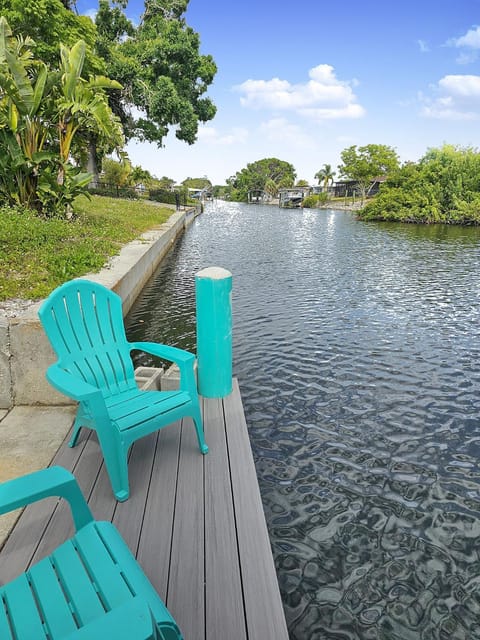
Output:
359,187,441,223
302,193,329,208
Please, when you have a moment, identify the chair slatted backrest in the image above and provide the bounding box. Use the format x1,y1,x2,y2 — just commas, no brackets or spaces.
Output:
39,280,136,397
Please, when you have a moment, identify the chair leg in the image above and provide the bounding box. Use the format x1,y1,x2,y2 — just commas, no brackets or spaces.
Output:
97,433,130,502
69,415,83,448
192,404,208,455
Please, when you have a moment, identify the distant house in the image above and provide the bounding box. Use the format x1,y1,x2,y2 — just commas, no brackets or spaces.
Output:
278,186,311,208
332,176,387,198
188,187,212,201
311,184,335,196
248,189,272,203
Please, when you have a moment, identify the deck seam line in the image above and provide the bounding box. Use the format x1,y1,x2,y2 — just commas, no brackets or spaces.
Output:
165,418,183,605
222,395,250,638
134,430,160,557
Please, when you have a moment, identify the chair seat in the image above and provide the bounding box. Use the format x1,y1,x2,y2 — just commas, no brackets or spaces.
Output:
105,390,191,432
0,522,181,640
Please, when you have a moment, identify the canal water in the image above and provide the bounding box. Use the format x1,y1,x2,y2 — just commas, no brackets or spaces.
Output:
125,201,480,640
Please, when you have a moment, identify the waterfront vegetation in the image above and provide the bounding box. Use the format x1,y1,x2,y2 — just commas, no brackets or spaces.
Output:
0,195,173,301
358,145,480,224
0,2,217,218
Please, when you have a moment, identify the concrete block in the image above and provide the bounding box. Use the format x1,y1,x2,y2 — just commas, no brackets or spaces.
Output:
161,361,198,392
0,316,12,409
9,305,71,406
161,364,180,391
135,366,163,390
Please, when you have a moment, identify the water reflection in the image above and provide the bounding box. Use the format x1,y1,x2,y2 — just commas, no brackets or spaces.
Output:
125,202,480,639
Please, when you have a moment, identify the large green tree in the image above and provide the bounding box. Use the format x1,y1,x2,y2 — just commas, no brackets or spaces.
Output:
0,0,102,73
0,0,217,179
338,144,399,204
228,158,296,202
95,0,217,146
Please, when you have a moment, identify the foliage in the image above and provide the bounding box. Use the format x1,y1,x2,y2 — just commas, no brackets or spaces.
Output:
314,164,335,190
296,179,309,187
212,184,230,199
130,165,157,187
228,157,296,202
264,178,278,197
302,192,329,208
359,145,480,224
0,0,102,74
95,0,217,146
149,186,192,206
155,175,176,190
102,156,132,187
182,177,212,190
0,195,174,300
0,19,123,216
338,144,399,203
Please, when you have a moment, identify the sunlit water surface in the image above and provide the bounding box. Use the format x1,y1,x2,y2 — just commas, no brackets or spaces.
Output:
125,202,480,639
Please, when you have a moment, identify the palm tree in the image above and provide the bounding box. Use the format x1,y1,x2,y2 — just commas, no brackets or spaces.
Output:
314,164,335,192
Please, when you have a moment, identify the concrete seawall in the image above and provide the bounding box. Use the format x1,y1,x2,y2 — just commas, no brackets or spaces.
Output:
0,207,200,408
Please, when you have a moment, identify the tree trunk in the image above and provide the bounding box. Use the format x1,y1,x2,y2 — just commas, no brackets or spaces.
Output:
86,137,100,186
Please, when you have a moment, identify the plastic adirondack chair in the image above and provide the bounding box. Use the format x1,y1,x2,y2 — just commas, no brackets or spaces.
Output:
0,466,182,640
38,279,208,502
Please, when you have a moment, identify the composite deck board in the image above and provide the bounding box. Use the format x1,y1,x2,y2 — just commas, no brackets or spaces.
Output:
0,381,289,639
224,379,290,640
167,417,206,640
203,397,246,639
137,422,181,602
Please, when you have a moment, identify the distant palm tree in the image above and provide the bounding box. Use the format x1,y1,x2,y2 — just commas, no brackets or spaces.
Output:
314,164,336,192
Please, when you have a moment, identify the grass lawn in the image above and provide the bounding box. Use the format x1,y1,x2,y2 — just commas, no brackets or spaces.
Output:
0,195,175,301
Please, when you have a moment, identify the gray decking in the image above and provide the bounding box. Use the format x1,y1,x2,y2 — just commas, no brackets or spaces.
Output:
0,379,289,640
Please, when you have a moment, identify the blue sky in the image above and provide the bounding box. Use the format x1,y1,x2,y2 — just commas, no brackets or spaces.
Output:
76,0,480,185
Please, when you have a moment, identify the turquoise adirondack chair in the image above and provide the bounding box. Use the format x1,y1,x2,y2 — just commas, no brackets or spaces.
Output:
0,466,182,640
38,279,208,502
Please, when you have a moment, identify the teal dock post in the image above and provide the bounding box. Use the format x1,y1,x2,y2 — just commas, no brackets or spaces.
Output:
195,267,233,398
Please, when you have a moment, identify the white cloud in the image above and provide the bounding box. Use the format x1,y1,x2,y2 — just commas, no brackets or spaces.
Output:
421,74,480,120
447,25,480,63
258,118,315,148
197,125,249,145
300,103,365,120
234,64,365,120
418,39,430,53
439,74,480,97
449,25,480,49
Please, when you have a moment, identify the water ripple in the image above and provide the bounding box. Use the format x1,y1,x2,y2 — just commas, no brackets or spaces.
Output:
126,202,480,639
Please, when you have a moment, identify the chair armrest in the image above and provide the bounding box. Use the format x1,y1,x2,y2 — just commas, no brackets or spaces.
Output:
46,364,100,402
62,597,158,640
0,467,93,531
129,341,195,366
129,342,197,394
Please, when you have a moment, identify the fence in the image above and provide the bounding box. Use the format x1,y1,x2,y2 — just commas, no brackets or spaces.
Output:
88,182,192,210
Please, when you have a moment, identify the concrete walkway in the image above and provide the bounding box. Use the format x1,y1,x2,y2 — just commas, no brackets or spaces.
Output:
0,405,76,547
